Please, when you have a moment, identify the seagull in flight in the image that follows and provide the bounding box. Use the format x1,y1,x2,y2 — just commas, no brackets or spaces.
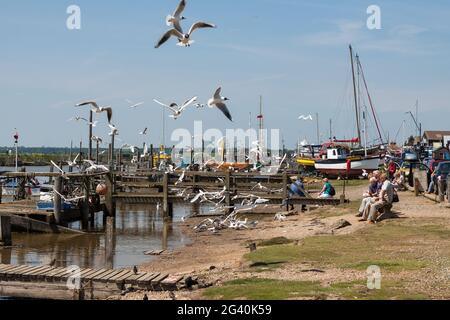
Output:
91,136,103,144
153,96,197,119
166,0,187,33
67,153,80,167
155,22,216,48
108,124,118,136
207,87,232,121
126,99,144,109
139,127,148,135
298,114,313,121
76,101,113,124
68,116,99,127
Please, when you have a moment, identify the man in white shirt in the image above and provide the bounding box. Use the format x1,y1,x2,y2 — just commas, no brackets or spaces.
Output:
367,174,394,223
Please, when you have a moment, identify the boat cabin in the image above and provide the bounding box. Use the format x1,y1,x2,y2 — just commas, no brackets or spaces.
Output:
324,147,348,160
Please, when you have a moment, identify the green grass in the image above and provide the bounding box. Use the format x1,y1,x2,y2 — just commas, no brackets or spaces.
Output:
203,278,429,300
257,237,294,247
244,219,450,272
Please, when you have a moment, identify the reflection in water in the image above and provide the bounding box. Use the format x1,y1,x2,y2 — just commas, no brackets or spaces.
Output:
0,202,193,269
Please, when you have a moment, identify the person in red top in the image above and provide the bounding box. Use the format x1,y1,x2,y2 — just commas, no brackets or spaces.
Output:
388,160,397,181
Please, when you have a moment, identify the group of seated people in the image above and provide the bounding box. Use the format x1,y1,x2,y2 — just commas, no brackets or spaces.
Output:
356,170,404,224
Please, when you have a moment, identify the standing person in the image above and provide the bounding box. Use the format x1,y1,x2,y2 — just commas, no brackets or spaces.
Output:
367,174,394,224
319,178,335,198
388,160,397,181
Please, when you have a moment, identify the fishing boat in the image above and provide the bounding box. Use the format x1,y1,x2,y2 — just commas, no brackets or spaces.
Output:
313,45,385,177
315,146,381,177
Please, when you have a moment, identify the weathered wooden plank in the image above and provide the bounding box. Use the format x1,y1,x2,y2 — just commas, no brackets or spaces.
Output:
78,268,94,278
32,267,57,280
150,273,169,289
6,265,36,275
92,269,119,282
136,272,159,284
79,269,100,279
108,269,130,282
0,265,25,274
160,275,183,291
123,272,148,284
113,270,135,283
43,267,66,279
97,269,124,282
83,269,109,281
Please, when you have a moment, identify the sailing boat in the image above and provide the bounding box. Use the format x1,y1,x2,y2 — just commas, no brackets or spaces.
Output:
314,45,384,178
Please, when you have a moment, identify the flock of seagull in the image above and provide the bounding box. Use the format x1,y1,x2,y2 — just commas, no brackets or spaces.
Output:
69,1,232,147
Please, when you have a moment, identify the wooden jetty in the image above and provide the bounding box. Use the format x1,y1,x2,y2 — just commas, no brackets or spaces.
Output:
0,264,187,300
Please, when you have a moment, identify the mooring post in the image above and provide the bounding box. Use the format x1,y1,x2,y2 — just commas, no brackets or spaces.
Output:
438,178,445,202
105,216,115,269
150,144,154,169
81,178,90,230
282,170,288,210
414,178,420,197
225,170,232,214
53,176,63,225
0,215,12,246
104,173,116,226
0,181,3,204
447,176,450,204
162,172,171,218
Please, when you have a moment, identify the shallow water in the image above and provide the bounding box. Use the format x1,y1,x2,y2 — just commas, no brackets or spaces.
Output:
1,166,204,270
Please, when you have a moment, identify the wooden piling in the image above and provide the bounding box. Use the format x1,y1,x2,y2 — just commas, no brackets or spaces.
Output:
0,215,11,246
105,216,115,269
0,215,12,246
225,170,232,214
282,170,288,210
414,178,420,197
150,144,154,169
447,176,450,204
104,174,116,222
53,177,63,225
0,182,3,204
162,173,171,217
81,178,90,230
438,178,445,203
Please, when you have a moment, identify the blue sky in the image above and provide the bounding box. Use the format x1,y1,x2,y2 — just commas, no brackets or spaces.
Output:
1,0,450,148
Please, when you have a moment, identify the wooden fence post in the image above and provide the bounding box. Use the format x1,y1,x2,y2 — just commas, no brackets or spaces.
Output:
162,173,172,218
81,178,90,230
53,176,63,225
105,216,115,269
225,170,232,214
438,178,445,203
447,176,450,204
0,215,12,246
282,170,288,210
414,178,420,197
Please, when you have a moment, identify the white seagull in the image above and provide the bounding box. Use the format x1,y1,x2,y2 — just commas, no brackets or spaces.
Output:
153,96,197,120
76,101,113,124
67,153,80,167
139,127,148,135
155,22,216,48
126,99,144,109
68,116,99,127
166,0,187,33
108,124,119,136
298,114,313,121
91,136,103,144
207,87,232,122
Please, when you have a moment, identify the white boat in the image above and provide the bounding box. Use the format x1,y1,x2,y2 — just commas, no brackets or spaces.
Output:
315,147,381,177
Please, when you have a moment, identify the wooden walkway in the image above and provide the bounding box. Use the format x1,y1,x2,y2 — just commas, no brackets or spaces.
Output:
0,264,185,300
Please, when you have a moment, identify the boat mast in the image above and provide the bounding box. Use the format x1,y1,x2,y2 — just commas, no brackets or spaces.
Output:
349,45,362,147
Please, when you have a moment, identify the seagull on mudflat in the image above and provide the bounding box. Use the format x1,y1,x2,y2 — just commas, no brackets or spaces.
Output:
153,96,197,120
155,22,216,48
166,0,187,33
207,87,232,122
76,101,113,124
298,114,313,121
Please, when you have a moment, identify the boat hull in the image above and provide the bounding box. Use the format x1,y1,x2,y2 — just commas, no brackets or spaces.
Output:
315,156,381,177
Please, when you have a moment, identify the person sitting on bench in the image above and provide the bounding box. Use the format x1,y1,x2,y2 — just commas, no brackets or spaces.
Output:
367,173,394,224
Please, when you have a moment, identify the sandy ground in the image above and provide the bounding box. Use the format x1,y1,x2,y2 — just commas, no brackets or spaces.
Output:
120,183,450,300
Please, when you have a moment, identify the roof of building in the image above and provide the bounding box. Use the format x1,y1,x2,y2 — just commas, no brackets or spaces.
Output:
423,131,450,141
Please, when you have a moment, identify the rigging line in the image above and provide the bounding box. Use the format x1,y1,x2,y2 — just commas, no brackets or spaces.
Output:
356,57,385,145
